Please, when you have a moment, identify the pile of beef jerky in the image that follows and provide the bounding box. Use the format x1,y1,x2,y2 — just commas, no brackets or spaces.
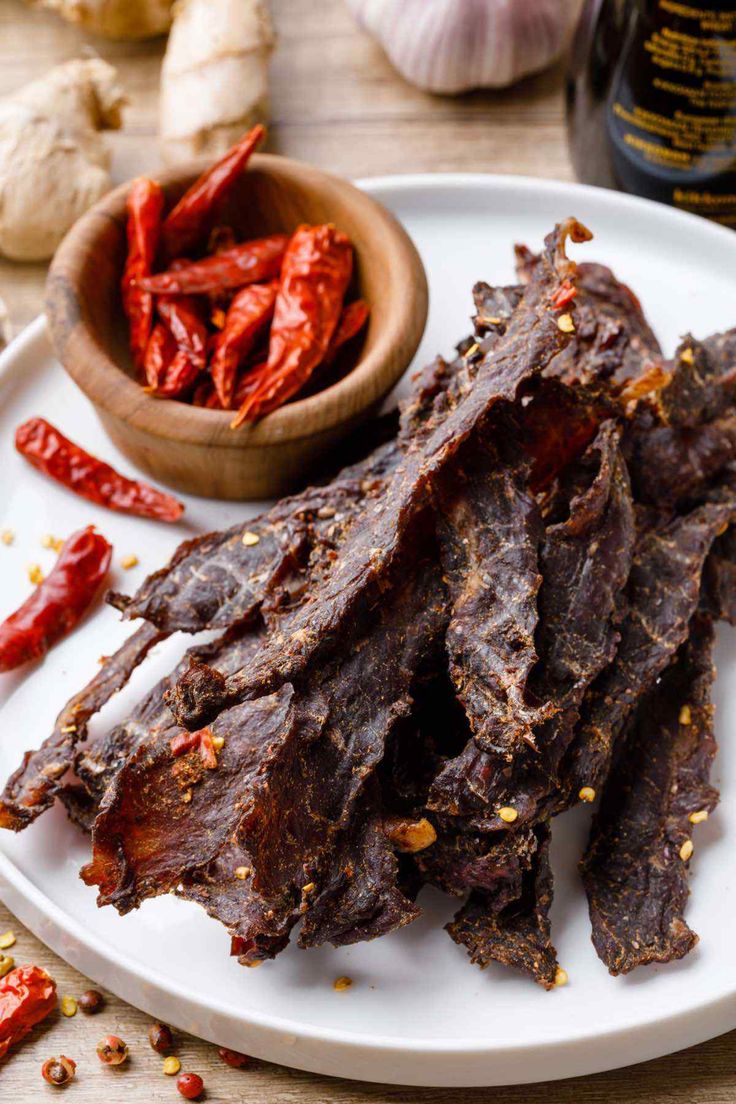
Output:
3,219,736,988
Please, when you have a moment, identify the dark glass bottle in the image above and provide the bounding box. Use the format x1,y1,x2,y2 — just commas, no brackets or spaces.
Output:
567,0,736,226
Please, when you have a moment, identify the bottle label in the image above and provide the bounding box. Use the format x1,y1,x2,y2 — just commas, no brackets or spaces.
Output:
608,1,736,224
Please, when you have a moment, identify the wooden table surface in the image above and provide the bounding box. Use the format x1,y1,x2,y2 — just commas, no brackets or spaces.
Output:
0,1,734,1100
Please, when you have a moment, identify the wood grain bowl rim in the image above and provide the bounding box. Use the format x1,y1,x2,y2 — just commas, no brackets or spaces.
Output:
45,153,429,448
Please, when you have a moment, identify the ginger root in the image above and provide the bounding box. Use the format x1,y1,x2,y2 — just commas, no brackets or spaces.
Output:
27,0,174,39
160,0,275,165
0,59,125,262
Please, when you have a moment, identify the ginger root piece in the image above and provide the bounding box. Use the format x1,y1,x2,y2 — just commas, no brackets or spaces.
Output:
160,0,275,166
0,59,125,262
27,0,173,39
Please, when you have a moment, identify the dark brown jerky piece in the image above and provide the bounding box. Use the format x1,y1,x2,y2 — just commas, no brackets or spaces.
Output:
431,421,634,826
0,623,164,831
435,429,547,757
655,329,736,428
297,780,420,950
84,552,446,959
625,413,736,509
702,523,736,624
416,820,537,903
564,490,736,803
170,219,590,731
581,614,718,975
514,255,661,389
82,683,295,913
447,823,558,989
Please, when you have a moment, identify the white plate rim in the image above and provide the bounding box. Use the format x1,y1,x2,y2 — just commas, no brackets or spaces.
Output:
1,174,736,1085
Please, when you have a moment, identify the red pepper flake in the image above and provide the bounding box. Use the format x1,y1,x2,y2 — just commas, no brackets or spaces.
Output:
551,279,578,310
0,964,57,1060
170,727,218,768
218,1046,251,1068
16,418,184,522
170,730,202,758
0,527,111,673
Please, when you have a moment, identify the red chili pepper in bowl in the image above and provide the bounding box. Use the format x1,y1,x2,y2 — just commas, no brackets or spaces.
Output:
0,965,57,1059
139,235,288,296
143,321,178,390
230,224,353,424
15,418,184,521
0,527,111,673
161,124,265,259
211,281,279,408
121,178,164,374
157,295,209,372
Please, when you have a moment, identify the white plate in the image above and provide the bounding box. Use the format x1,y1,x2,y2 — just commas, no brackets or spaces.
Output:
1,175,736,1088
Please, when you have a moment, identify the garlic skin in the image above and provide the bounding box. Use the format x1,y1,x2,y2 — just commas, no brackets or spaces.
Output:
346,0,580,93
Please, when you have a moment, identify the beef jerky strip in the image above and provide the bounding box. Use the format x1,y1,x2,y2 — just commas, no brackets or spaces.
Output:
626,412,736,510
563,489,736,805
447,823,558,989
430,421,634,828
654,329,736,428
0,623,164,831
84,551,445,956
702,523,736,625
110,440,399,634
171,219,592,730
416,820,538,904
512,254,661,388
434,427,547,758
581,613,718,975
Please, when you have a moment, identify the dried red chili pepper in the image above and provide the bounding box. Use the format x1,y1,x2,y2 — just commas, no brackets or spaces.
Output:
143,321,177,390
139,235,288,296
155,350,201,399
551,279,577,310
321,298,370,368
0,527,111,673
157,296,209,372
161,125,265,259
0,965,57,1059
211,281,279,408
229,224,353,424
122,178,164,374
15,418,184,522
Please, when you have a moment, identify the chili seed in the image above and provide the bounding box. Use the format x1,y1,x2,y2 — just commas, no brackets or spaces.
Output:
498,806,518,824
27,564,44,585
578,786,596,803
149,1021,174,1054
0,930,16,950
218,1046,251,1068
0,954,15,978
121,554,139,570
177,1072,204,1099
689,809,709,825
163,1055,181,1076
333,975,352,991
1,529,14,546
60,995,78,1017
680,839,694,862
41,1055,76,1086
557,313,575,334
78,989,105,1014
554,967,569,987
41,534,63,552
96,1034,129,1065
241,531,260,546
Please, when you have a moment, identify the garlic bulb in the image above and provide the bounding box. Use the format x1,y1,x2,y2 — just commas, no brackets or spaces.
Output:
346,0,580,93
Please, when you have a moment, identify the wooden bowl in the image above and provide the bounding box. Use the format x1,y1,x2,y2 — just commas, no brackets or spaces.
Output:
45,154,428,500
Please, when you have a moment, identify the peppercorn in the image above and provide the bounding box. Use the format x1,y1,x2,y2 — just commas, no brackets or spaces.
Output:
218,1046,251,1068
41,1055,76,1087
148,1021,174,1053
78,988,105,1014
177,1071,204,1099
96,1034,129,1065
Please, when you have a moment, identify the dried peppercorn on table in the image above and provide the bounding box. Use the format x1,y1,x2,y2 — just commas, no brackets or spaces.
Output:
1,0,735,1100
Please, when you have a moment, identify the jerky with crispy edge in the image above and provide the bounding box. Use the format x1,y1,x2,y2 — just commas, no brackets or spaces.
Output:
430,421,634,826
435,427,546,758
0,623,164,831
170,219,590,731
447,823,558,989
564,489,736,803
582,614,718,975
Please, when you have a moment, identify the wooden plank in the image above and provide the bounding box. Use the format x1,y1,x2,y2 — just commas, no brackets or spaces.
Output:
1,1,733,1100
